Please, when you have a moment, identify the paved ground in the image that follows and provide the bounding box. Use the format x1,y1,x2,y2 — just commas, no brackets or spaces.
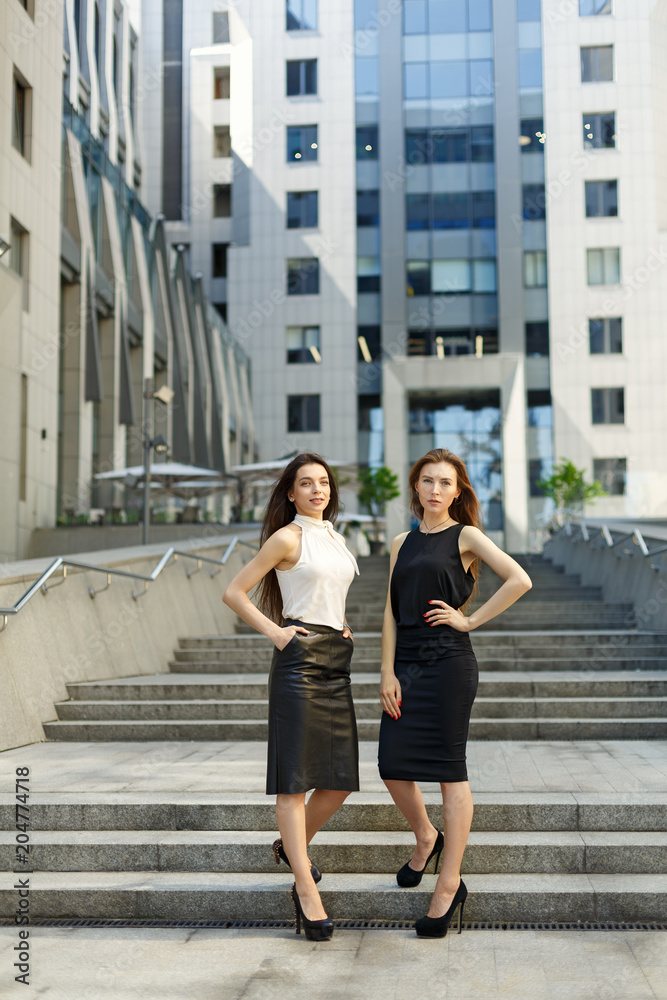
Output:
2,739,667,795
1,739,666,997
0,925,666,999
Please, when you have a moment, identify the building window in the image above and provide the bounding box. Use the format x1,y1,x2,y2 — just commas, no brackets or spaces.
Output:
287,326,321,363
593,457,626,495
287,257,319,294
213,184,231,217
520,117,545,151
589,317,622,354
524,251,547,287
12,70,31,160
356,125,378,160
357,257,381,293
432,260,471,294
287,0,317,30
518,50,542,88
409,327,498,358
434,192,468,229
529,459,549,497
358,326,381,362
580,0,612,14
357,190,379,227
74,0,83,50
587,247,620,285
94,3,102,72
287,124,318,162
405,126,494,165
212,242,228,278
288,394,320,432
591,387,624,424
214,302,227,322
583,113,615,149
20,374,28,502
407,191,495,230
407,261,431,296
213,125,231,158
581,45,613,82
525,322,549,357
10,217,29,311
213,12,230,43
405,59,494,99
287,191,318,228
518,0,542,19
286,59,317,96
404,0,492,33
585,180,618,217
523,184,546,220
214,67,230,99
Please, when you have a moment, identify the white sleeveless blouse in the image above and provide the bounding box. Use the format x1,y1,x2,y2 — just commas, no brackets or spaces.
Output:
275,514,360,630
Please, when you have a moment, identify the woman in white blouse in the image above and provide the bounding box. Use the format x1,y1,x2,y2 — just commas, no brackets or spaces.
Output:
223,453,359,941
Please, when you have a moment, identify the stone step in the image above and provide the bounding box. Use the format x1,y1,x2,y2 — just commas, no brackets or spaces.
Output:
1,791,663,832
42,717,667,741
52,696,667,723
168,657,667,675
66,671,667,701
2,830,666,875
1,871,664,922
234,616,636,633
179,631,666,649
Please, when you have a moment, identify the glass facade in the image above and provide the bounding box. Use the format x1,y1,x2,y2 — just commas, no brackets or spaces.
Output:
408,390,503,529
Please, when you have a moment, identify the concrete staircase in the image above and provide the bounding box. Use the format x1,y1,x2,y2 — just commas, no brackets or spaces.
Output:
11,553,667,922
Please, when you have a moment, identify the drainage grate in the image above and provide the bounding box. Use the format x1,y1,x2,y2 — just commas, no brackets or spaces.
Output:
0,918,665,931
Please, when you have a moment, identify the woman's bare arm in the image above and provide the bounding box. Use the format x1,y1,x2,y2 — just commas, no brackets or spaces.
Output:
379,532,409,719
222,528,310,647
423,526,532,632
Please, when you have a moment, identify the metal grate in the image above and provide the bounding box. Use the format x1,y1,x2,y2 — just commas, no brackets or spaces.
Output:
0,918,664,931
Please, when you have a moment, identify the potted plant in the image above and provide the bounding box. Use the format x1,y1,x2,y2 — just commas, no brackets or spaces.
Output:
537,458,606,529
357,466,400,555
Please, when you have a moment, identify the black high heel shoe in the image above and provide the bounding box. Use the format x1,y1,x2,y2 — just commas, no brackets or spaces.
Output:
272,838,322,884
396,830,444,888
290,883,334,941
415,879,467,938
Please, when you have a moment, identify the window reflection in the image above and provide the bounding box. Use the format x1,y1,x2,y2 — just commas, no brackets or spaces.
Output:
408,390,503,528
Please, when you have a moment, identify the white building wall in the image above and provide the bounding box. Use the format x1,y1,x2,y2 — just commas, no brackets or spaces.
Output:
543,0,667,519
228,0,358,464
0,0,64,560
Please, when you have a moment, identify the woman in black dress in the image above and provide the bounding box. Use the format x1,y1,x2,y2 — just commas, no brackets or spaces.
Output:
378,448,532,938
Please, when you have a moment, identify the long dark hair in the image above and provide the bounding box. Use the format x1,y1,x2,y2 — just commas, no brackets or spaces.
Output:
408,448,483,584
255,452,340,624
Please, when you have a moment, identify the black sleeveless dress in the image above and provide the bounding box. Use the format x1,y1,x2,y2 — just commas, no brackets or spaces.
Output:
377,523,479,783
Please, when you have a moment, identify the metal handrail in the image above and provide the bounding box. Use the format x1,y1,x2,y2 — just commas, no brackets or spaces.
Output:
551,520,667,573
0,535,259,632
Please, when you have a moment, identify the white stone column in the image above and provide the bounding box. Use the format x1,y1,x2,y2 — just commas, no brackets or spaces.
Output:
382,361,410,544
501,355,529,552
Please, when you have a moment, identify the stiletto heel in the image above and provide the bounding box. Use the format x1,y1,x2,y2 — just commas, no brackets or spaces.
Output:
415,879,467,939
290,883,334,941
396,830,444,888
272,838,322,884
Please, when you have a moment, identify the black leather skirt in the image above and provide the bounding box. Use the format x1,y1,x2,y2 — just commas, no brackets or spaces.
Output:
266,619,360,795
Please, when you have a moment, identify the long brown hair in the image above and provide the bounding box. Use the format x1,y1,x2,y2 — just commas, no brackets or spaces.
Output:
255,452,340,624
408,448,483,583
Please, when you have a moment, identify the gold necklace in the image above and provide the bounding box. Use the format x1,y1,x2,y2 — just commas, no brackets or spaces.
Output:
420,514,453,534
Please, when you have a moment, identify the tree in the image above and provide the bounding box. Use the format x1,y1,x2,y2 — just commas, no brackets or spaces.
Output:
357,466,401,543
537,458,606,527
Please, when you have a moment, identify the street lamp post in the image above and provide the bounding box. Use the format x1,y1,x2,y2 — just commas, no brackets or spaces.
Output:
141,378,173,545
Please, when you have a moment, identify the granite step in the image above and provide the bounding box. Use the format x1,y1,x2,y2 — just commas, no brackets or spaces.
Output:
0,871,664,922
1,792,663,832
168,657,667,674
3,830,666,874
180,631,665,650
42,717,667,741
66,671,667,701
54,692,667,722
